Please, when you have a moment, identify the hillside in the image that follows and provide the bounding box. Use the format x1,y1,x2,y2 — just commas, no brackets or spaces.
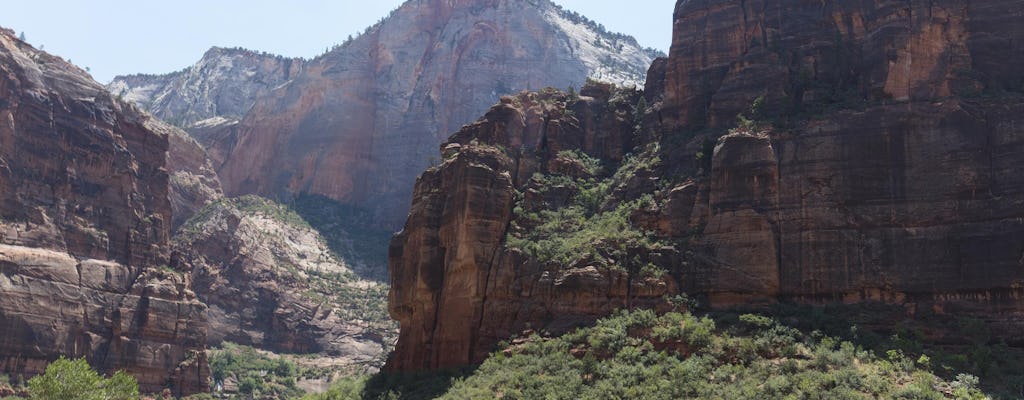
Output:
174,196,397,369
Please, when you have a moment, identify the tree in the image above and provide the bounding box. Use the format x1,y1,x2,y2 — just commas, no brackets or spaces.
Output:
18,32,25,42
27,357,139,400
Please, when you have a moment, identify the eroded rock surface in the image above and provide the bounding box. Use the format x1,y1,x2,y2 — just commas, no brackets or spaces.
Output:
174,197,395,369
109,47,305,128
0,29,208,395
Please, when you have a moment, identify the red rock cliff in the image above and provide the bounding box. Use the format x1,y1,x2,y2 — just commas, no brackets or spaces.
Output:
0,29,208,395
388,0,1024,372
656,0,1024,311
388,86,681,371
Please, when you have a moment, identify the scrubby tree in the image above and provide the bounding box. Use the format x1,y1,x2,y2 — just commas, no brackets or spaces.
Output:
18,32,25,41
27,357,139,400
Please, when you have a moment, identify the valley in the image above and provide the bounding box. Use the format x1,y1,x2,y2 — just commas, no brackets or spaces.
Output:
1,0,1024,398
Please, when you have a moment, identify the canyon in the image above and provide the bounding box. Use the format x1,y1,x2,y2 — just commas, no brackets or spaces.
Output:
2,0,1024,396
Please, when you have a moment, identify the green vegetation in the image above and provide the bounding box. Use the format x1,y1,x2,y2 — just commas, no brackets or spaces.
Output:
175,195,312,244
210,342,304,399
304,308,997,399
438,310,987,399
25,357,138,400
506,145,667,273
738,303,1024,398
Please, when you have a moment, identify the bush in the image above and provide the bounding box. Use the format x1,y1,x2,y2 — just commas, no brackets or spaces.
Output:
436,310,991,400
209,343,303,399
26,357,138,400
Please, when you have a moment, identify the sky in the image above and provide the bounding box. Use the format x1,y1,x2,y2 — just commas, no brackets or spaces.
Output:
0,0,675,83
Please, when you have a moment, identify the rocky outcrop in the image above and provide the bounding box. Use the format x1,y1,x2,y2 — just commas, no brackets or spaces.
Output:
388,87,678,371
174,197,394,368
388,0,1024,373
108,47,305,128
0,29,207,395
115,0,660,229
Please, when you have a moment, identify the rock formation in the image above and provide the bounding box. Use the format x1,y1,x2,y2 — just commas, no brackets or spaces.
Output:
0,29,208,395
387,0,1024,372
108,47,305,128
145,118,224,229
112,0,661,228
656,0,1024,309
389,86,679,371
174,196,395,369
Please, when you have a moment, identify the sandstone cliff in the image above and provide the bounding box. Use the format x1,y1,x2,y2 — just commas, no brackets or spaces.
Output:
114,0,660,229
387,0,1024,372
388,86,682,371
174,196,395,369
0,29,208,395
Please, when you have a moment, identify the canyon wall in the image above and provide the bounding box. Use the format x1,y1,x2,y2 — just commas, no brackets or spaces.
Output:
0,29,208,395
387,0,1024,372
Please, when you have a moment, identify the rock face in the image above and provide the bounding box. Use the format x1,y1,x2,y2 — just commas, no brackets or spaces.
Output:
174,197,394,368
388,87,679,371
388,0,1024,372
108,47,305,128
113,0,660,228
658,0,1024,308
144,118,224,229
0,29,208,394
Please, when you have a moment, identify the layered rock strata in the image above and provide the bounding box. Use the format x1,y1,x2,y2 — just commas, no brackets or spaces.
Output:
0,29,208,395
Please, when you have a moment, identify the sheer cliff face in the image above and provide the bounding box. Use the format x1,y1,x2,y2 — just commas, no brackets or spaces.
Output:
654,0,1024,305
116,0,659,228
659,0,1024,128
108,47,305,128
0,30,208,395
388,0,1024,372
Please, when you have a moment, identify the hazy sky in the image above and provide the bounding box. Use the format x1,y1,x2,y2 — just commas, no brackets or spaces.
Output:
1,1,675,83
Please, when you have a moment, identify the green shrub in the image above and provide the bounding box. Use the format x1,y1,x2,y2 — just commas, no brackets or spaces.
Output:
26,357,138,400
209,343,303,399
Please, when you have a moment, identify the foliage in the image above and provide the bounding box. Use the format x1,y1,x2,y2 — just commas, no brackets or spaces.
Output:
437,310,990,400
740,302,1024,399
302,368,475,400
209,343,303,399
26,357,138,400
506,145,666,273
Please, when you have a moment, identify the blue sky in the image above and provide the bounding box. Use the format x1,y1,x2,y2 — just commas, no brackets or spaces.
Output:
1,1,675,83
